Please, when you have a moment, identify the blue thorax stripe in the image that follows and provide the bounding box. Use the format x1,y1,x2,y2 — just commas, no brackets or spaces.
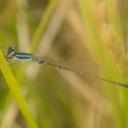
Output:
15,52,32,60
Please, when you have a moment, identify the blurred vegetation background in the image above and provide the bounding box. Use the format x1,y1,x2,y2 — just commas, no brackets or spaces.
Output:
0,0,128,128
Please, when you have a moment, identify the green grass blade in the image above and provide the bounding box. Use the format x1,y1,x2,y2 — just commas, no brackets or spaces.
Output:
0,50,38,128
78,1,126,128
31,0,58,52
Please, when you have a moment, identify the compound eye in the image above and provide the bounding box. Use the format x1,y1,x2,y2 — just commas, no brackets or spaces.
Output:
5,46,16,59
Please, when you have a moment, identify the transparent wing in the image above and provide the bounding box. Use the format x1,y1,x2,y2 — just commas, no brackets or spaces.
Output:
33,57,128,88
32,57,100,78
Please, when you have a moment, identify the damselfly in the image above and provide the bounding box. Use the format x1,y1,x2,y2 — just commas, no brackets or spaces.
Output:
5,45,128,88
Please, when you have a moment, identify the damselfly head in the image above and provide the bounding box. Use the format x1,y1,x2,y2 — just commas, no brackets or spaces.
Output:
5,45,16,59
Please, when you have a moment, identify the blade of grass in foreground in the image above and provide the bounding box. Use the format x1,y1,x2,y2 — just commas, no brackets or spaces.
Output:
0,50,38,128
